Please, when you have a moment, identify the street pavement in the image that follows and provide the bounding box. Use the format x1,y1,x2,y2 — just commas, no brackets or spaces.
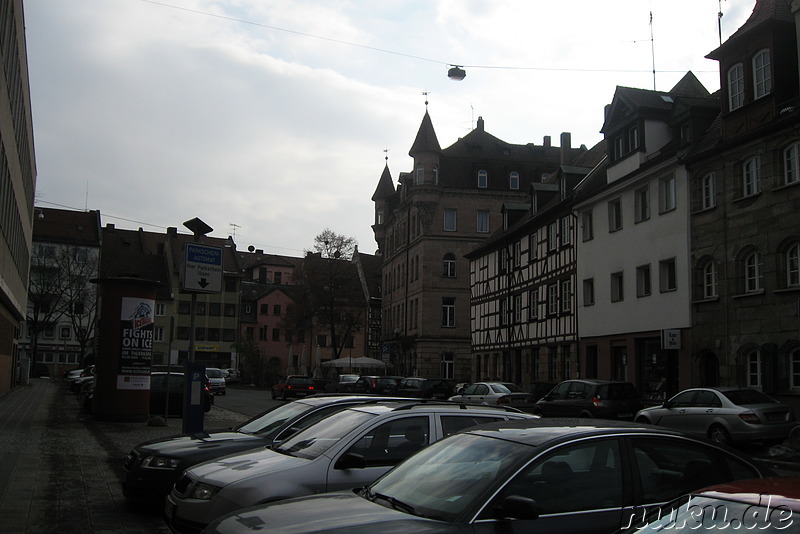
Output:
0,378,249,534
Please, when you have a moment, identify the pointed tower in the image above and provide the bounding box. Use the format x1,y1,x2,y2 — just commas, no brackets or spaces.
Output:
408,110,442,186
371,162,394,254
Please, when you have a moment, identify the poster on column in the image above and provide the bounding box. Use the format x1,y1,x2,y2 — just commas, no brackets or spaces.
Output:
117,297,155,390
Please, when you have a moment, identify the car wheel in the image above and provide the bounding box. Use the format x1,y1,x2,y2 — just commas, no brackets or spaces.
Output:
708,424,731,445
270,390,277,400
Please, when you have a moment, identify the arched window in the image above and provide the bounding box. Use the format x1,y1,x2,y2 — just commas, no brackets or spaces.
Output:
477,169,488,188
742,156,761,196
745,347,761,389
728,63,744,110
778,240,800,288
753,49,771,99
442,253,456,277
741,249,763,293
416,164,424,184
791,347,800,391
509,171,519,190
697,259,718,300
701,172,716,210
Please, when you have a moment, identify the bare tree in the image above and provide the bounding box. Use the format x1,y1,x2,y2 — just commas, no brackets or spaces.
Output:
285,230,364,362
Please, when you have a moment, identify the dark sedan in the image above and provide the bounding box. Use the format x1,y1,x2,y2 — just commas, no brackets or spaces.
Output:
122,395,406,504
203,419,771,534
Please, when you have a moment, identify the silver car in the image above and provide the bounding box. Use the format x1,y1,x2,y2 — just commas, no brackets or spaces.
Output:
448,381,532,407
164,401,536,533
205,367,227,396
635,387,797,445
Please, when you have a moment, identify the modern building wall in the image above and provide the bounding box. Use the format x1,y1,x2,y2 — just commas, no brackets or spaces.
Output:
0,0,37,395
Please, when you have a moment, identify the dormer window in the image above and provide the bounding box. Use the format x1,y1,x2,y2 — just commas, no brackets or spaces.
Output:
477,169,488,188
728,63,745,110
628,127,639,151
753,49,771,99
509,171,519,190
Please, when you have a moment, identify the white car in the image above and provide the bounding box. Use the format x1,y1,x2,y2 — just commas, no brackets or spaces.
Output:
448,381,532,407
164,401,536,533
205,367,227,396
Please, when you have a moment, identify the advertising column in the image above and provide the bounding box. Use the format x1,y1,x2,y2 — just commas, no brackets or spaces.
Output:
91,276,161,421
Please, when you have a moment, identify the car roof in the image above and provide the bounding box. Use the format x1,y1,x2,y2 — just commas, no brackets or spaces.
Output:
462,418,692,447
293,395,413,407
346,400,534,416
696,477,800,512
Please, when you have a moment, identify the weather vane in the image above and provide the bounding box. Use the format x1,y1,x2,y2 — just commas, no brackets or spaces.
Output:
383,148,389,163
422,91,430,108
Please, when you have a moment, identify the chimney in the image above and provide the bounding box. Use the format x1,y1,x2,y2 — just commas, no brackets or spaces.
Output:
476,116,484,131
167,227,178,237
105,223,115,231
543,136,551,148
560,132,572,164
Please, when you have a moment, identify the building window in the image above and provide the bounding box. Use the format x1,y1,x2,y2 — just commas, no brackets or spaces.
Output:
376,208,384,225
513,241,521,268
317,334,327,347
529,289,538,320
224,304,236,317
509,171,519,190
273,304,281,316
547,284,558,315
477,169,488,188
442,253,456,277
702,260,718,299
154,326,165,342
744,250,763,293
548,222,558,251
583,278,595,306
433,166,439,184
728,63,744,110
791,349,800,391
442,298,455,328
561,216,571,245
753,49,771,99
785,142,800,185
514,294,522,323
660,175,676,212
746,349,761,388
701,172,716,209
260,304,269,315
581,210,593,241
743,156,761,196
785,243,800,288
628,126,639,151
636,264,651,297
608,199,622,231
59,326,71,339
635,186,650,222
209,303,221,316
416,164,424,184
179,301,191,315
614,136,624,160
477,210,489,233
443,209,456,231
441,353,454,379
611,272,624,302
659,258,677,292
560,279,572,313
155,303,166,316
529,232,538,261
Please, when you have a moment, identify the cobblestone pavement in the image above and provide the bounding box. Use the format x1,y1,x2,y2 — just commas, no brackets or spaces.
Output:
0,378,249,534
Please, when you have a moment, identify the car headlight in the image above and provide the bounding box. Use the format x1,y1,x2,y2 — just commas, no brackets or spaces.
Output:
189,482,222,500
140,455,181,470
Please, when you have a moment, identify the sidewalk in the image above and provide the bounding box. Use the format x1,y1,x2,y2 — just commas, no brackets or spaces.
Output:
0,378,249,534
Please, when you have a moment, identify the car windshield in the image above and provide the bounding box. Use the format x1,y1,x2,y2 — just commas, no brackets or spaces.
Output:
275,409,376,460
365,433,528,522
723,389,778,406
236,401,315,435
491,383,522,394
206,369,224,378
620,494,793,532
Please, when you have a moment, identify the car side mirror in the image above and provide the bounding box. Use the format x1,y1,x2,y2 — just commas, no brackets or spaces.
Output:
495,495,540,520
335,452,365,470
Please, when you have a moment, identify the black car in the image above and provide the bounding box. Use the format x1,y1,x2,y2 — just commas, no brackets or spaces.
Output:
203,419,771,534
122,395,409,504
394,377,454,399
533,379,642,420
351,375,404,394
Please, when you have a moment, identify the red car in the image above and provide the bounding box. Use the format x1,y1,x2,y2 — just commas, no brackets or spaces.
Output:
620,476,800,532
271,375,321,400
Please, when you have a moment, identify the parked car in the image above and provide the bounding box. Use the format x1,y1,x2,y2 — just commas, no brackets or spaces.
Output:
64,368,84,384
202,419,771,534
271,375,323,399
68,365,95,393
224,369,241,383
394,377,454,399
619,476,800,532
448,381,532,407
205,367,227,396
533,379,642,420
165,401,536,533
529,381,557,402
635,387,797,446
324,374,359,393
123,395,409,504
351,375,403,394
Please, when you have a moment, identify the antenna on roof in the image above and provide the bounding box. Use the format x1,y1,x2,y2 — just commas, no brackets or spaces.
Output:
230,223,240,240
718,0,725,45
649,11,656,91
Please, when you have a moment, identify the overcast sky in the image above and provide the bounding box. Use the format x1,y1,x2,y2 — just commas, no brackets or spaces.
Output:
23,0,755,257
